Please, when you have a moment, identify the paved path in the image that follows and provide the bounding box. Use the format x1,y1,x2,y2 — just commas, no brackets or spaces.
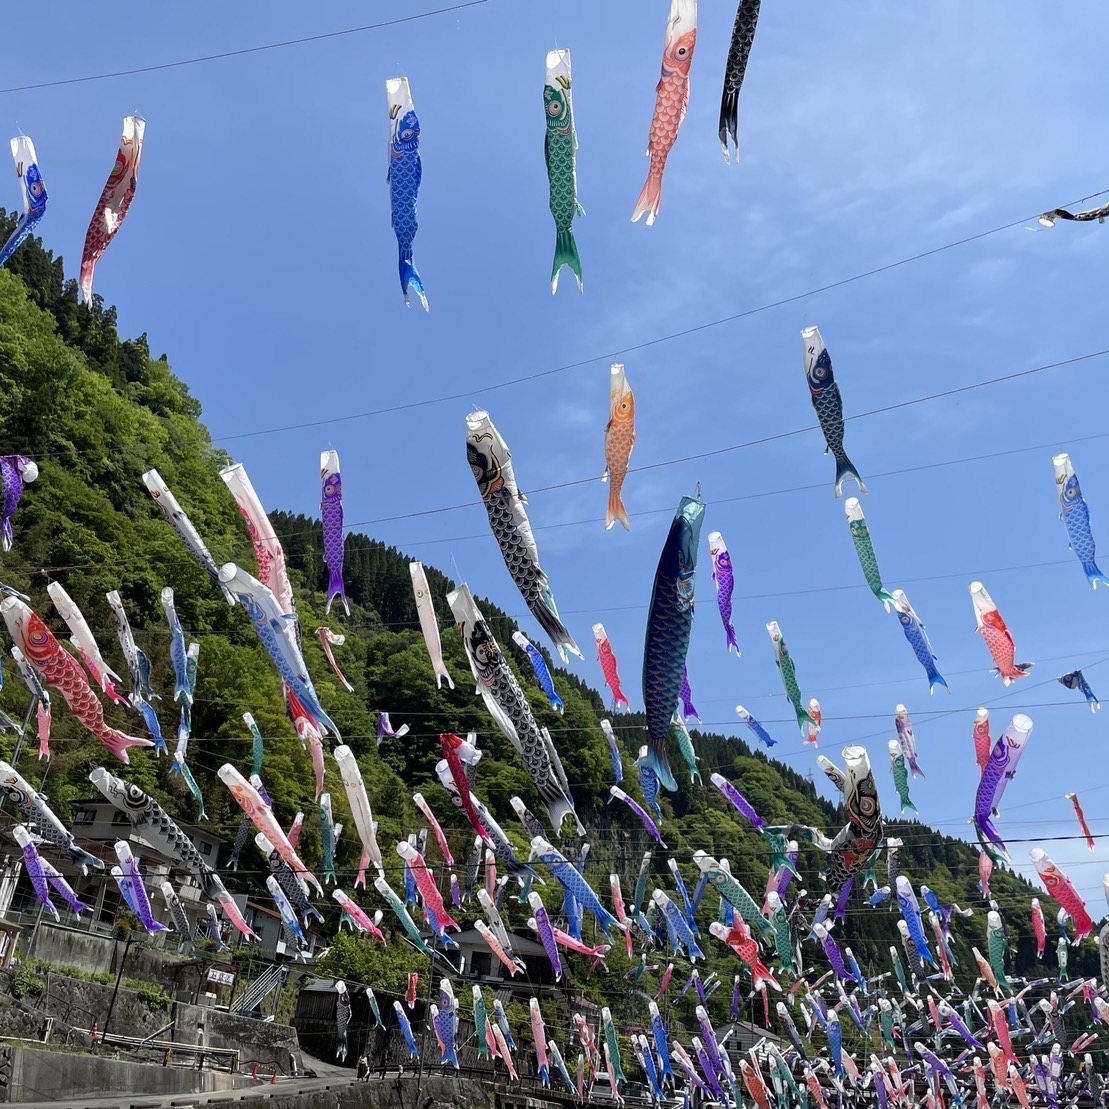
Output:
3,1068,376,1109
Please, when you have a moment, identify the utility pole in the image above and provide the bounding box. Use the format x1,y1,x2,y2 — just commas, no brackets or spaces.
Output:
101,931,135,1048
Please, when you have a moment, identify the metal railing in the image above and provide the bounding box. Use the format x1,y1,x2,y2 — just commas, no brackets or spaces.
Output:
86,1028,239,1073
233,962,288,1015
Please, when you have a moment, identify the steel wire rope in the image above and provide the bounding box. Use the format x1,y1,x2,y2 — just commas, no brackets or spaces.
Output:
11,410,1109,582
209,193,1109,443
0,3,492,94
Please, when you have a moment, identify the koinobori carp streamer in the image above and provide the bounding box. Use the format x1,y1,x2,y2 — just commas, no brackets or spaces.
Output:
0,136,47,269
642,493,705,792
543,49,584,294
386,77,428,310
632,0,697,226
466,410,580,662
79,116,145,304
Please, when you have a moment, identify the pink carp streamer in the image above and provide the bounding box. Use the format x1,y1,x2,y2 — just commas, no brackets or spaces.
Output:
970,582,1032,686
413,792,454,866
1066,792,1096,852
978,849,992,899
1030,848,1093,942
1030,899,1046,959
37,701,52,759
317,627,355,692
632,0,697,226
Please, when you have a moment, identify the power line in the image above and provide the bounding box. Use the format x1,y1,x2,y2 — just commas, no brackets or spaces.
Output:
383,425,1109,550
846,652,1109,756
0,3,491,95
23,691,1106,791
17,207,1109,473
30,730,1097,876
5,613,1107,795
358,347,1109,525
211,190,1109,443
22,680,1104,750
11,351,1109,582
17,550,1084,636
160,696,1094,736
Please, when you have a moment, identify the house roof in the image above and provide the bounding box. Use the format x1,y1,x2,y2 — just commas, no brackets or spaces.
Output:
451,929,549,958
246,900,281,921
302,977,345,992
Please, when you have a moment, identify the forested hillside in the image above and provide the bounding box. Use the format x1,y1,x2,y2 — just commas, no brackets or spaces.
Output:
0,216,1096,1043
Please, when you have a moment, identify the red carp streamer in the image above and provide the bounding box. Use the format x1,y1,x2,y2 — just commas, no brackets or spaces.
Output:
1066,792,1096,852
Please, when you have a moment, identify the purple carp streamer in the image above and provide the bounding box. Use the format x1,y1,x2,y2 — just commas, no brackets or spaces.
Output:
13,825,59,921
1,455,38,552
320,451,349,616
973,714,1033,859
610,785,666,847
710,772,765,830
114,841,167,934
707,531,740,655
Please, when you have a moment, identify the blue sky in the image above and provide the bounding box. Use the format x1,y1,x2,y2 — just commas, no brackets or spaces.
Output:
6,1,1109,906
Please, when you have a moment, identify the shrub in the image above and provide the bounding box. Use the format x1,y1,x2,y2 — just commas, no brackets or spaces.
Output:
10,967,44,999
124,979,171,1011
21,959,113,987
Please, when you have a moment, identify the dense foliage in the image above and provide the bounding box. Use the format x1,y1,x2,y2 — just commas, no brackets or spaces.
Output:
0,221,1096,1055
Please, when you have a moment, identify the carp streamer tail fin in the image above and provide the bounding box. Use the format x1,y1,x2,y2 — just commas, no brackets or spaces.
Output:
607,484,631,532
552,228,583,295
834,452,868,499
400,254,428,312
632,176,662,227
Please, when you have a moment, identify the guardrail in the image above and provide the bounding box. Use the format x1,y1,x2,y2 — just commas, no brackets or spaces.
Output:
84,1028,239,1073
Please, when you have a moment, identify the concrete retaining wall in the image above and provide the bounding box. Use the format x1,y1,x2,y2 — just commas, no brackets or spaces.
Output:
28,923,179,986
225,1073,497,1109
0,969,300,1072
6,1044,247,1103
